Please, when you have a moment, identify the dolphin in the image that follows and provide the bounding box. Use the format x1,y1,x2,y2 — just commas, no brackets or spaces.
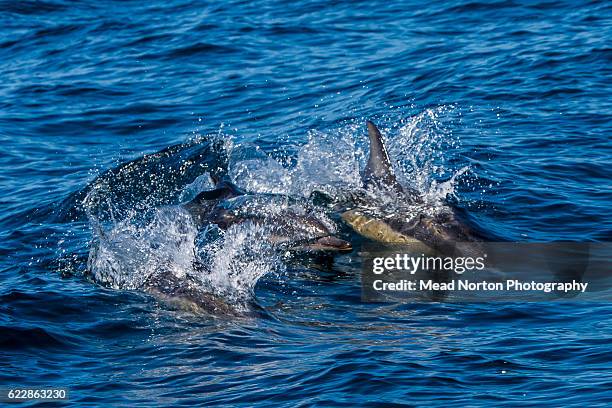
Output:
142,270,247,316
183,179,352,252
338,121,483,255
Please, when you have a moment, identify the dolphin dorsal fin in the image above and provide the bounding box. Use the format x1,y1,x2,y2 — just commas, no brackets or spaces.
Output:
363,121,403,193
191,180,245,204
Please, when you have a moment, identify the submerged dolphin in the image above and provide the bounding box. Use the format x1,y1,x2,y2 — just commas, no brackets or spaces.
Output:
184,179,352,252
142,270,246,316
338,121,482,255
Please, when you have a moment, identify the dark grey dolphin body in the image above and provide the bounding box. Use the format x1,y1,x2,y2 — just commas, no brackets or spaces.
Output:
339,121,482,255
184,179,352,252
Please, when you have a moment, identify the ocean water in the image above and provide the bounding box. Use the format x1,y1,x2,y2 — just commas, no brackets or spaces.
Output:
1,0,611,406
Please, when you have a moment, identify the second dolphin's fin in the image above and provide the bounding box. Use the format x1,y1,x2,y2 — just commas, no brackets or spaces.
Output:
183,180,246,227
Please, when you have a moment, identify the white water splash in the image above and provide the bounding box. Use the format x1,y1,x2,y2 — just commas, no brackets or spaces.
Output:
229,124,364,198
193,222,283,300
86,205,281,312
87,206,198,290
390,105,464,205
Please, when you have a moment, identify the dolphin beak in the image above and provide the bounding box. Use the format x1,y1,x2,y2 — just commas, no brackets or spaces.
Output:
303,236,352,252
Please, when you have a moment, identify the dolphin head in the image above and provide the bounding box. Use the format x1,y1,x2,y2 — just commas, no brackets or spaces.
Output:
233,198,352,252
184,182,352,253
267,212,352,252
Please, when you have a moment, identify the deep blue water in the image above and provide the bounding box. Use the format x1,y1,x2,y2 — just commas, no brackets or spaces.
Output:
1,0,611,406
